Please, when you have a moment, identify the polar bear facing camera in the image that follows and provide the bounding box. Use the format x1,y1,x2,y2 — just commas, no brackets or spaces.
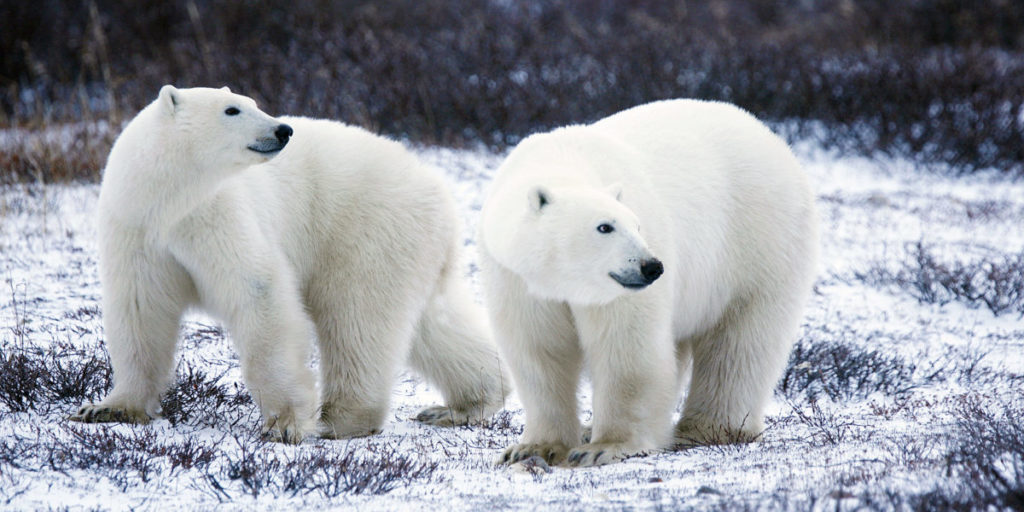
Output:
481,99,818,467
71,86,508,442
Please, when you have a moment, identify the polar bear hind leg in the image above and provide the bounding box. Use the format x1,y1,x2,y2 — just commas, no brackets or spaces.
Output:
308,275,424,439
409,262,510,427
676,294,799,446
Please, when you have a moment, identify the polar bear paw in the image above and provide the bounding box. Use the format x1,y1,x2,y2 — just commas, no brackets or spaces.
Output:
674,419,761,448
318,409,382,440
414,403,496,427
261,413,316,445
565,442,641,467
498,442,570,466
69,404,152,424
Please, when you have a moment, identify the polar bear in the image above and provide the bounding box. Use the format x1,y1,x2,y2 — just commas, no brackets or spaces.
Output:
481,99,818,467
70,86,508,442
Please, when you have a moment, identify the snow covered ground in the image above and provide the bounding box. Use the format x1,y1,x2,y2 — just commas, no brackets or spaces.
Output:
1,141,1022,510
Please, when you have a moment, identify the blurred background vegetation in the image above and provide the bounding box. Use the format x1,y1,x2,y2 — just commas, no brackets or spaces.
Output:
1,0,1023,182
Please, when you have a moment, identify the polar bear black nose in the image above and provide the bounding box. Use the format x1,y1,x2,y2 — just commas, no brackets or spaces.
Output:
640,258,664,283
275,124,293,144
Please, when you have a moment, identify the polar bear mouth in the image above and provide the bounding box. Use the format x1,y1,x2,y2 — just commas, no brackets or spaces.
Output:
247,140,286,154
609,271,652,290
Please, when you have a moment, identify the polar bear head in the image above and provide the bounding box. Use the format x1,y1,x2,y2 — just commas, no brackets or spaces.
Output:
154,85,292,172
497,184,664,305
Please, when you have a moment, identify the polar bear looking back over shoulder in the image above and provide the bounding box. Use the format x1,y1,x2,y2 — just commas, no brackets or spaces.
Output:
481,99,818,467
72,86,508,442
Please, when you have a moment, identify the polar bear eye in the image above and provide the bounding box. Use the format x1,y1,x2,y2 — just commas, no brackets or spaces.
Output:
224,107,241,116
597,223,615,234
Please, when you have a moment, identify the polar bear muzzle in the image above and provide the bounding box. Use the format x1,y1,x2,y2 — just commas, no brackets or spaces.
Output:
247,123,293,154
609,257,663,289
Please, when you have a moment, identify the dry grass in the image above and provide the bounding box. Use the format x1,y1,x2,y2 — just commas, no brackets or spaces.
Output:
0,122,114,185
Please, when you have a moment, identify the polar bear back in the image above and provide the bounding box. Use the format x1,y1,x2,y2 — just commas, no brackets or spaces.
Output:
482,99,817,341
594,99,817,338
240,116,457,289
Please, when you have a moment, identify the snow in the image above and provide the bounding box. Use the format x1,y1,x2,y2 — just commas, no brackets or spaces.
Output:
1,140,1022,510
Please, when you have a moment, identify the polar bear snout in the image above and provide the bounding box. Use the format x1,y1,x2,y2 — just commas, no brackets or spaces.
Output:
640,258,664,283
274,124,293,144
610,257,663,290
247,123,293,155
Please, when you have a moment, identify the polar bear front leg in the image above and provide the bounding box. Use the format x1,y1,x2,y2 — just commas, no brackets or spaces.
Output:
483,260,583,466
497,311,583,466
71,235,191,425
566,299,676,467
169,216,318,444
221,283,317,444
228,291,319,445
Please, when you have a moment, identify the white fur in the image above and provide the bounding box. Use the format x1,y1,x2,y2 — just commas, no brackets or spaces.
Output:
481,99,818,466
74,86,508,442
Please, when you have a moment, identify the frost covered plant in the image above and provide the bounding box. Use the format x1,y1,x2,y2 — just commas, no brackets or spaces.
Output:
160,363,252,428
859,241,1024,316
777,337,938,402
871,398,1024,510
207,438,440,499
946,398,1024,509
0,340,110,414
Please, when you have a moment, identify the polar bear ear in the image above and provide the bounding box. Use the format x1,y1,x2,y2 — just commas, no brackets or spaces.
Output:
528,186,551,213
605,182,624,202
158,85,181,116
220,86,231,92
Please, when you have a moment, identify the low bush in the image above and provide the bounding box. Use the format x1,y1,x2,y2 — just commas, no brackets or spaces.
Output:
0,340,110,414
208,437,439,499
860,397,1024,510
160,363,252,428
777,335,942,402
858,241,1024,317
2,0,1023,182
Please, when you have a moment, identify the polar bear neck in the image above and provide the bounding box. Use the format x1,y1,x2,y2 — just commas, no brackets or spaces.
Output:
99,105,237,227
480,175,607,288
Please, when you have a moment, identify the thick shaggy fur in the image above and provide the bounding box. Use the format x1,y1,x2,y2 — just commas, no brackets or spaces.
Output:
72,86,507,442
480,99,818,466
